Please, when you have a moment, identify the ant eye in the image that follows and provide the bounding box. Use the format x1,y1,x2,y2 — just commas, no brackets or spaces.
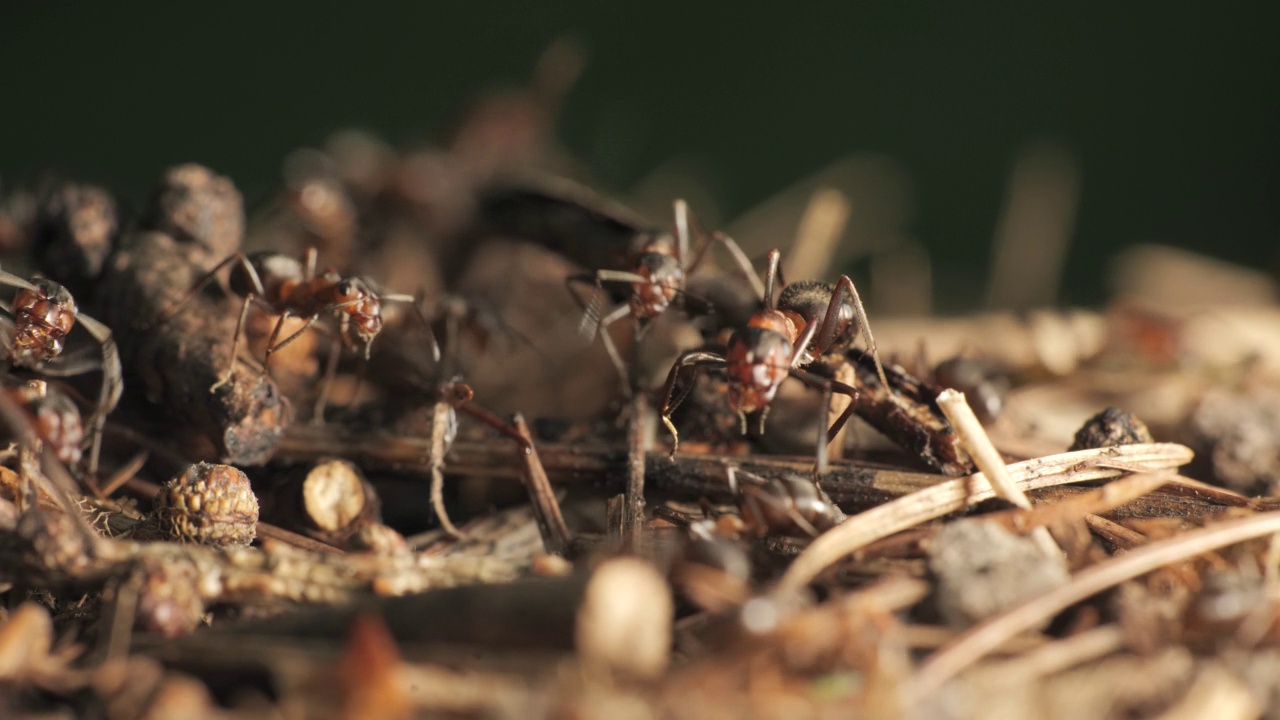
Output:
336,281,352,295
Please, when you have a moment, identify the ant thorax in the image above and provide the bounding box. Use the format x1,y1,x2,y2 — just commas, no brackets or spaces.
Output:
10,279,77,366
724,325,793,413
628,251,683,319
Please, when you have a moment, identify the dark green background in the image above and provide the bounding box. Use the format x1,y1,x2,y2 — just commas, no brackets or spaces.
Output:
3,2,1277,308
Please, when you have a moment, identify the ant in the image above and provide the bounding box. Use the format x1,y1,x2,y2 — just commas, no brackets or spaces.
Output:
657,249,891,473
0,269,122,478
3,379,84,469
169,248,417,392
567,199,765,396
727,465,844,538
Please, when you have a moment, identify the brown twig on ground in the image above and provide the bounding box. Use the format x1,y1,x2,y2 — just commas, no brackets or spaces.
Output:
511,413,569,555
625,394,648,548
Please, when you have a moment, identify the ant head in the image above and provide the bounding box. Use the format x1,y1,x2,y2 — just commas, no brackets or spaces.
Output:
629,252,683,319
723,327,792,413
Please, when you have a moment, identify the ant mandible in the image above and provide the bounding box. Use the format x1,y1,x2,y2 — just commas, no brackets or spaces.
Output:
170,248,417,391
568,199,765,396
0,269,122,478
657,249,891,473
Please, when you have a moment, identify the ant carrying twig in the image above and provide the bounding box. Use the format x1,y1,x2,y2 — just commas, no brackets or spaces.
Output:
657,249,891,474
165,248,418,396
0,269,122,479
567,199,765,396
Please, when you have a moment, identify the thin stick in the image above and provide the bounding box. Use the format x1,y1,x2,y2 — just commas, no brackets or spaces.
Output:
1083,514,1148,550
785,187,851,283
625,394,648,548
511,413,570,555
910,510,1280,696
937,388,1060,559
774,443,1193,593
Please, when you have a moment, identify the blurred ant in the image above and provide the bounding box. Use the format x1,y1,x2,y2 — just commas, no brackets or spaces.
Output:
0,269,122,478
931,356,1009,426
568,199,764,396
658,249,891,472
3,379,84,469
168,248,417,391
727,465,844,538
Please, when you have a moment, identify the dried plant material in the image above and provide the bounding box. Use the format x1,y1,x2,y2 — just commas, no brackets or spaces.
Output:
937,388,1059,558
977,624,1126,683
154,463,258,547
913,510,1280,695
982,472,1172,537
144,163,244,260
576,557,673,681
929,520,1070,629
776,443,1192,593
512,413,570,555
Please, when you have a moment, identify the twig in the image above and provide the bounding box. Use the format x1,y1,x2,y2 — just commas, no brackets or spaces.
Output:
625,394,648,548
937,388,1060,558
1083,514,1148,550
774,443,1193,593
511,413,569,555
910,509,1280,696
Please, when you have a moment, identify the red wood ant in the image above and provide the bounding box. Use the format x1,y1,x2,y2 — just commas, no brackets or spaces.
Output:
568,199,765,396
170,248,417,391
657,249,891,473
727,465,844,538
4,379,84,468
0,269,122,477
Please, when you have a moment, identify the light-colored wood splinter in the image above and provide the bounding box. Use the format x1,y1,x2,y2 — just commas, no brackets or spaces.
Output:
936,388,1060,559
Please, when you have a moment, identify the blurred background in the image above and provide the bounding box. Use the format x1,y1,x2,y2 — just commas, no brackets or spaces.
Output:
2,1,1277,309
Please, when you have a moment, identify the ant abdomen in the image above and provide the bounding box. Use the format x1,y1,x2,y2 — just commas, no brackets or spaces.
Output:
228,252,303,300
777,279,857,350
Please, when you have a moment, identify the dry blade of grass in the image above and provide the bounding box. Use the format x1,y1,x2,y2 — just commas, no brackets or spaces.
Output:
775,443,1193,593
981,472,1172,536
910,509,1280,696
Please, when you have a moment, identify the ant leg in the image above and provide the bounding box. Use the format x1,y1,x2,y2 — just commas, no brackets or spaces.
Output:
211,294,257,391
71,312,122,480
0,268,41,294
789,367,859,476
260,310,319,377
676,202,767,301
657,350,727,457
311,335,342,424
596,305,633,398
817,275,890,392
762,249,782,310
158,252,254,325
565,271,646,339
